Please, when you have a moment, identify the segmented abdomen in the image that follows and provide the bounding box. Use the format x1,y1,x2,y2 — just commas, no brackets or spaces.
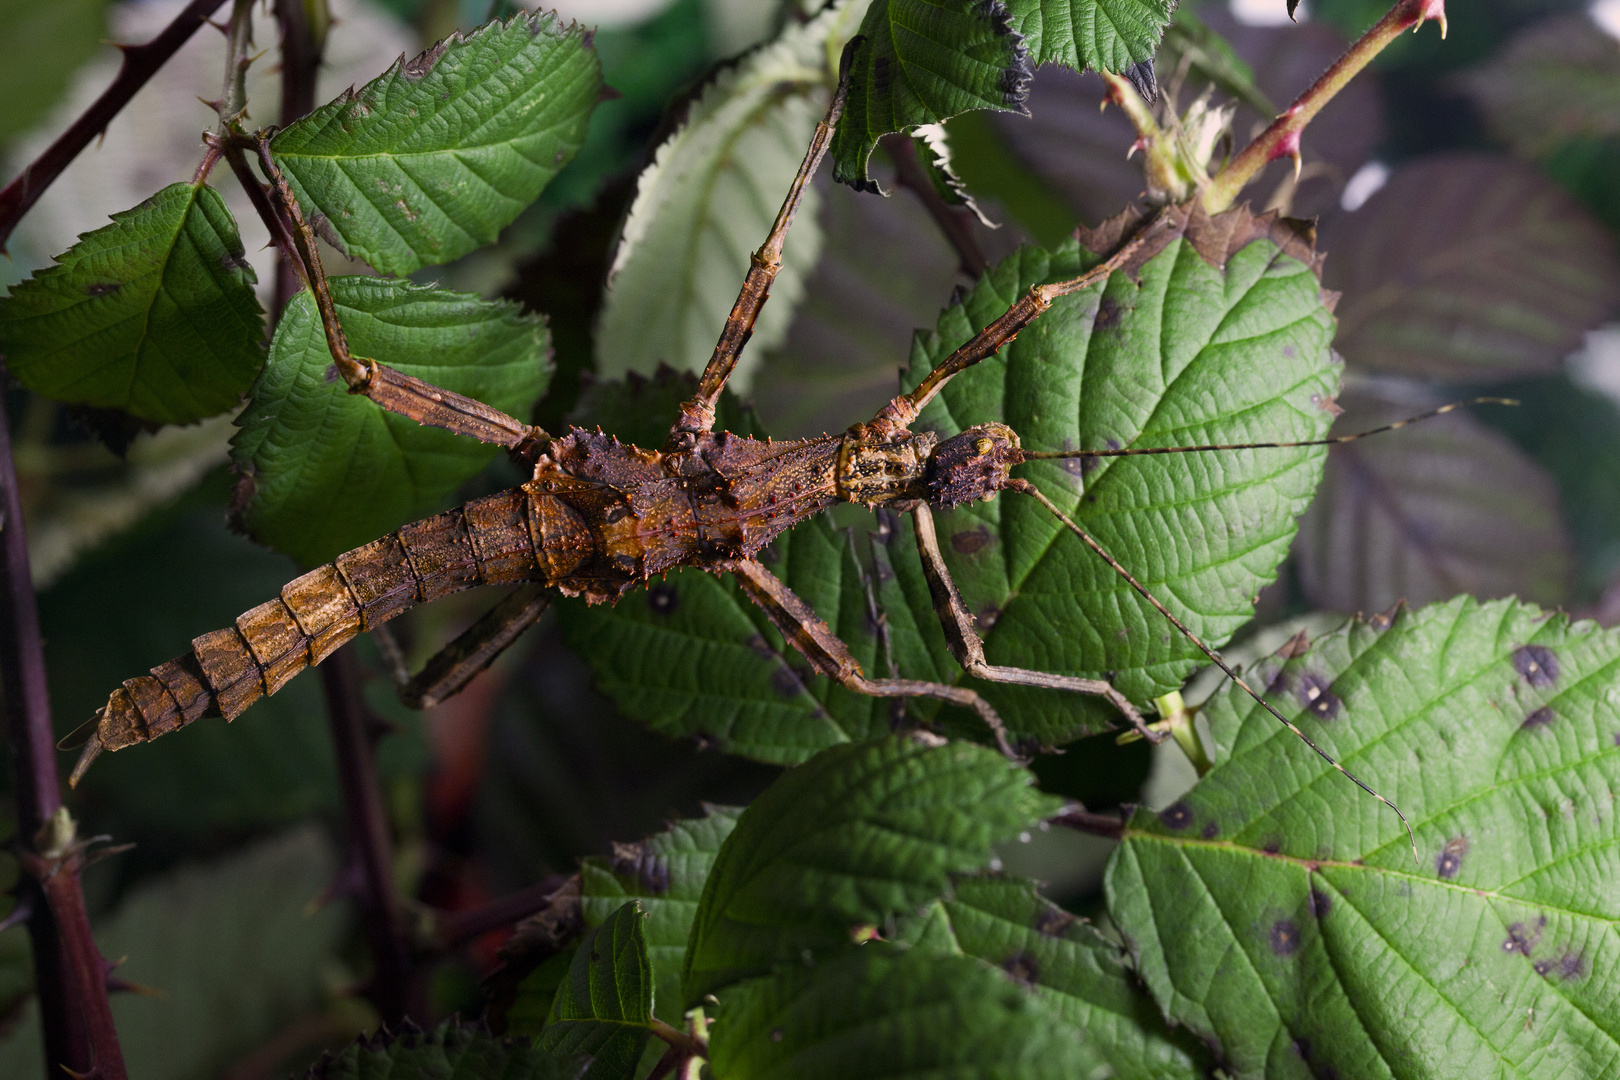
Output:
91,487,586,755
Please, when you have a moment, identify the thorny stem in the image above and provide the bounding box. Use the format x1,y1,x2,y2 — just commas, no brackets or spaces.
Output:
1,408,126,1077
217,0,258,132
426,875,570,954
1203,0,1446,213
320,648,420,1025
1050,806,1127,840
0,0,229,252
272,0,324,316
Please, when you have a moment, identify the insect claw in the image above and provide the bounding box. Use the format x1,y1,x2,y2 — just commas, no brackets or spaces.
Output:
68,736,105,788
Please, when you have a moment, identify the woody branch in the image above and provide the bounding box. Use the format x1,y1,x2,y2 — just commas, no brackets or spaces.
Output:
1202,0,1446,213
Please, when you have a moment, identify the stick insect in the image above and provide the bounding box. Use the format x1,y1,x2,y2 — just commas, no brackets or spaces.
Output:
67,75,1494,854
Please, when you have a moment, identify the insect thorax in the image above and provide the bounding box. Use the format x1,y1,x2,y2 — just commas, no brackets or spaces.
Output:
834,428,939,507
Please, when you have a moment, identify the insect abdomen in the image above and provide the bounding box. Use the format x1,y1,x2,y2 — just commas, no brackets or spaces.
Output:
79,487,588,777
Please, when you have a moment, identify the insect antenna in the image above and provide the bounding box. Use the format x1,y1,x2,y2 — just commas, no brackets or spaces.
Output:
1006,477,1420,865
1021,397,1516,461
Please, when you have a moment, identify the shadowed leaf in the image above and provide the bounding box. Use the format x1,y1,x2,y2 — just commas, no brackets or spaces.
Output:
307,1018,585,1080
683,737,1059,1002
539,902,654,1080
270,11,601,276
0,183,263,424
1322,154,1620,382
1293,381,1572,614
1456,14,1620,160
232,277,551,566
1111,596,1620,1080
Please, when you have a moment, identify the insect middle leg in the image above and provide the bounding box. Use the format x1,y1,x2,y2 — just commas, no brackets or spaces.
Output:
908,503,1156,742
724,557,1020,759
395,584,551,709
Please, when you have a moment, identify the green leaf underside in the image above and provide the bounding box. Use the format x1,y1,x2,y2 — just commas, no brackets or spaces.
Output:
1010,0,1176,73
595,0,861,390
708,948,1090,1080
1458,16,1620,160
832,0,1032,190
231,277,550,566
683,737,1060,1003
911,234,1338,745
270,10,601,277
0,183,263,424
580,806,743,1027
905,875,1205,1078
540,902,654,1080
1110,596,1620,1080
308,1019,583,1080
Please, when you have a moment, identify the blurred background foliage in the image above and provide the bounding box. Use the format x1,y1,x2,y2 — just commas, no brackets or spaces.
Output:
0,0,1616,1074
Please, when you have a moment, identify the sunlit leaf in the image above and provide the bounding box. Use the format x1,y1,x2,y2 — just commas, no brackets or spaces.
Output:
0,183,263,424
1110,596,1620,1080
231,277,551,566
270,10,601,276
1008,0,1175,75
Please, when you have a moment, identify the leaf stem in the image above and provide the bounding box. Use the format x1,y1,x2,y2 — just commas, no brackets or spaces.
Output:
1203,0,1445,213
0,0,228,252
217,0,257,131
1050,806,1127,839
319,647,421,1024
0,407,127,1077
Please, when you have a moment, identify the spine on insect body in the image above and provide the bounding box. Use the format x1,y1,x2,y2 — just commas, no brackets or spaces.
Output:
73,486,590,783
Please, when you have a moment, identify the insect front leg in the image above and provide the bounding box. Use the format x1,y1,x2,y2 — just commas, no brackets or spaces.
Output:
665,53,854,441
396,584,550,709
909,503,1157,743
724,557,1020,759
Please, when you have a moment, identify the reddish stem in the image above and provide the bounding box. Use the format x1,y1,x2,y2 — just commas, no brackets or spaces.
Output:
429,875,571,954
1050,806,1127,839
271,0,323,316
0,0,229,252
0,404,125,1076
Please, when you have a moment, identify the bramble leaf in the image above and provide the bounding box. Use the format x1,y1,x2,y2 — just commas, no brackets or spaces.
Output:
231,277,550,566
269,11,601,277
908,217,1338,746
595,0,860,390
539,902,654,1080
0,183,263,424
1110,596,1620,1079
580,807,742,1027
832,0,1033,191
906,875,1207,1078
1322,154,1620,382
308,1019,584,1080
1456,15,1620,160
683,737,1059,1002
1293,382,1572,614
1008,0,1176,75
708,947,1091,1080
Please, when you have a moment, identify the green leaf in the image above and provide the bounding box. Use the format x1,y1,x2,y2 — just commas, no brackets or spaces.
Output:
907,222,1338,746
1008,0,1176,75
1322,154,1620,382
832,0,1033,191
308,1019,585,1080
683,737,1059,1002
910,875,1206,1078
1293,381,1572,614
231,276,551,566
0,829,348,1080
0,183,263,424
540,902,655,1080
1109,596,1620,1080
1456,15,1620,160
269,10,601,277
580,806,743,1026
595,0,861,390
708,947,1091,1079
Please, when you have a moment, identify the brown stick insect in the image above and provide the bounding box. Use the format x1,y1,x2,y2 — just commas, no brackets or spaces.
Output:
65,76,1495,854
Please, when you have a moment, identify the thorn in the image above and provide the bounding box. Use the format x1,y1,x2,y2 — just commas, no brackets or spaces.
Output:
1126,137,1145,160
0,895,32,933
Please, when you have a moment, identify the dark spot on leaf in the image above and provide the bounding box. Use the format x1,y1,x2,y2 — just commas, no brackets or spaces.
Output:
1095,297,1121,329
1282,344,1297,360
1269,919,1301,956
1503,916,1545,955
1297,674,1340,720
1512,645,1558,688
1034,905,1076,938
1263,839,1282,855
325,364,341,383
873,54,890,94
1159,802,1193,830
647,583,678,615
1436,836,1467,879
951,526,993,555
770,1029,783,1042
86,282,119,297
1002,951,1039,985
976,605,1000,630
1522,706,1556,730
580,28,596,49
771,664,806,698
1534,959,1552,975
1201,821,1219,840
1309,889,1331,918
219,250,251,272
401,39,449,80
1559,952,1586,979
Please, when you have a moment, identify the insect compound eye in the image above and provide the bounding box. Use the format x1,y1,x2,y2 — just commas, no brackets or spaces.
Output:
974,437,994,455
